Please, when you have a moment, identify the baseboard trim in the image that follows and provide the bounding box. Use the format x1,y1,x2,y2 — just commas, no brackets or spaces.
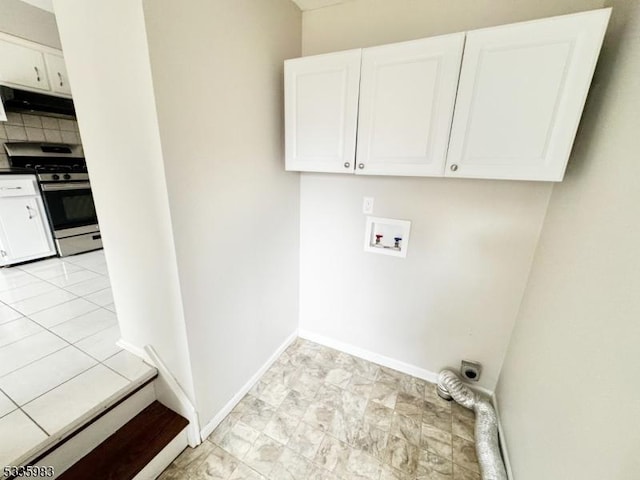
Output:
492,393,514,480
299,329,439,384
117,338,201,448
116,338,146,359
144,345,201,448
199,330,298,440
298,329,494,397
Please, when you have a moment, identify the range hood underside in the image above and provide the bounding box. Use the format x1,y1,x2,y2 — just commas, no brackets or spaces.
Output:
1,86,76,119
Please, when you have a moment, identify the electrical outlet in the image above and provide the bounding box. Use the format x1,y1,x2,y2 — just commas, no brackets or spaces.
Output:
363,197,374,214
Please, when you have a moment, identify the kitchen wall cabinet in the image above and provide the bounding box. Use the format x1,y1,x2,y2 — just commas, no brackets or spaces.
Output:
0,38,50,92
0,32,72,99
44,53,72,96
284,49,361,173
0,176,56,266
284,8,610,182
445,9,610,181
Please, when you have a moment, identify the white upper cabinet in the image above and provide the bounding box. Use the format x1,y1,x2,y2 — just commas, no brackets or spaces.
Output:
0,39,50,92
0,32,72,98
446,9,611,181
285,49,361,173
45,53,72,96
355,33,465,176
283,8,610,181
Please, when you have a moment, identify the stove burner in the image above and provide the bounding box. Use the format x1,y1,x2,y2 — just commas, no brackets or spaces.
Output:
4,142,87,175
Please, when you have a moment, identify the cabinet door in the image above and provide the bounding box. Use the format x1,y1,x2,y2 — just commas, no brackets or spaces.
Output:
356,33,465,176
45,53,72,96
446,8,611,181
285,49,361,173
0,39,50,92
0,197,55,265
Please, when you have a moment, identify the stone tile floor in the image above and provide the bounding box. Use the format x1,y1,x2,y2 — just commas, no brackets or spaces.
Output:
160,338,480,480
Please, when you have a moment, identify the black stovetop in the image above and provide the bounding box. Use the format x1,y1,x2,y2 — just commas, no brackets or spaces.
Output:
4,142,87,174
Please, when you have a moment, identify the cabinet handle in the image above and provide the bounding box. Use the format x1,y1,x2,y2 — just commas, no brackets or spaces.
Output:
26,205,34,219
344,162,350,169
58,72,64,87
0,186,23,191
34,66,41,82
0,250,6,258
450,164,458,172
358,163,365,170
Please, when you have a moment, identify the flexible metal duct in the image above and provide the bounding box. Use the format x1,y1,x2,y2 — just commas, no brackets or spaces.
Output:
437,369,508,480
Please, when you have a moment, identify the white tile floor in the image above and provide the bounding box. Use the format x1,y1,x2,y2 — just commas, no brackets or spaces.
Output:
0,250,156,469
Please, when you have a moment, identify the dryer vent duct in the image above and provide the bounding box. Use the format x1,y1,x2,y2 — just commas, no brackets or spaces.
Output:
437,369,507,480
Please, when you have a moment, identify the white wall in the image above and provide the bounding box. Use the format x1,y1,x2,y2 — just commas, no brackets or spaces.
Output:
300,0,605,390
142,0,301,425
496,1,640,478
52,0,196,403
54,0,300,433
0,0,60,48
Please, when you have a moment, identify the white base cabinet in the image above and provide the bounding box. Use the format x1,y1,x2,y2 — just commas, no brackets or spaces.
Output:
0,176,56,267
284,8,611,182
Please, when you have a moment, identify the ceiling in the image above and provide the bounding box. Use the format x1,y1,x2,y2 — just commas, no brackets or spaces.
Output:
292,0,352,11
19,0,54,13
18,0,357,15
19,0,351,14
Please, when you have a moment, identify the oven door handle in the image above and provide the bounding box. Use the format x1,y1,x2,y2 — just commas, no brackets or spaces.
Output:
41,182,91,191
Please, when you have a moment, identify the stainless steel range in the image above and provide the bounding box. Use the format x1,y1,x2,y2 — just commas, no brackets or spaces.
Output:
4,142,103,257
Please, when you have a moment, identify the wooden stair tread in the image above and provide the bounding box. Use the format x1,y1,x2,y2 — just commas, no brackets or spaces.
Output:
59,401,188,480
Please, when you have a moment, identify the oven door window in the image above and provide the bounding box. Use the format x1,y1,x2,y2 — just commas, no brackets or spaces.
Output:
43,188,98,230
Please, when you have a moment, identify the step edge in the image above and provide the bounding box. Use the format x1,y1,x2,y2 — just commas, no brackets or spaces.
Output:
59,401,189,480
8,370,158,475
24,383,157,480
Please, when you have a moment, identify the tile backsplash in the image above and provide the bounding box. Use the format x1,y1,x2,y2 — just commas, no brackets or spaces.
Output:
0,111,81,168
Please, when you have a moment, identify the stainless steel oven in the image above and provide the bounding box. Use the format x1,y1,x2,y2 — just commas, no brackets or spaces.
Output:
39,177,102,256
4,142,103,257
